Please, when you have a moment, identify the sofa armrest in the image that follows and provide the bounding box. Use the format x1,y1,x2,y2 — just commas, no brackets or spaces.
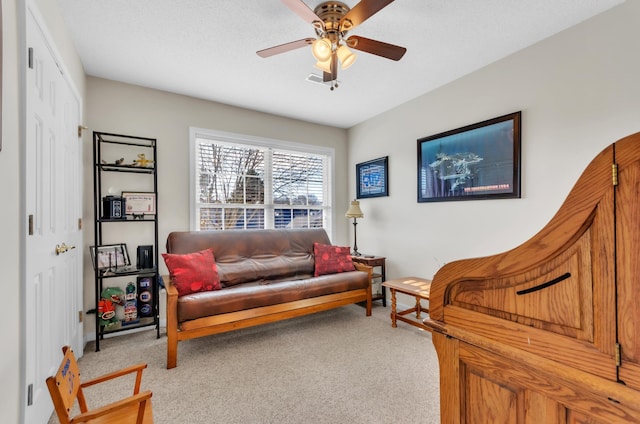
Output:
353,262,372,276
165,275,179,297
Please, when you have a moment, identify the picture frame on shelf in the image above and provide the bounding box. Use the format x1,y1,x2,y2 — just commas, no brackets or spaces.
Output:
417,111,521,203
356,156,388,199
90,243,130,272
122,191,156,217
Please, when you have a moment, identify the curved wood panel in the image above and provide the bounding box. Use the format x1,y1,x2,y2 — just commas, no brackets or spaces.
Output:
429,140,616,321
426,132,640,422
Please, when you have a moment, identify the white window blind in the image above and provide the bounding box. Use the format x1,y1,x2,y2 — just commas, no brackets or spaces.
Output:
190,128,333,233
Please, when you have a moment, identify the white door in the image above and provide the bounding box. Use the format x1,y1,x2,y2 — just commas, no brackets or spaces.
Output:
24,7,83,423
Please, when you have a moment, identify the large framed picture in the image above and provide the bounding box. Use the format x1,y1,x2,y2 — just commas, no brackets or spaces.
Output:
122,191,156,216
89,243,130,271
356,156,388,199
417,111,521,203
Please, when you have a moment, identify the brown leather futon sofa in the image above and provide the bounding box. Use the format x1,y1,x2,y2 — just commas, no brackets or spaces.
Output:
164,228,372,368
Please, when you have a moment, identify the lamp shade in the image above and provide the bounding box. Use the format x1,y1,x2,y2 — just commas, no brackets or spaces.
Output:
311,38,332,62
337,45,357,70
345,200,364,218
314,57,332,73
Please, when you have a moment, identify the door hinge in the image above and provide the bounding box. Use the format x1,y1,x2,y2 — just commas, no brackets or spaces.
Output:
28,47,34,69
28,215,34,236
612,163,618,186
27,384,33,406
615,343,621,367
78,218,83,230
79,310,83,323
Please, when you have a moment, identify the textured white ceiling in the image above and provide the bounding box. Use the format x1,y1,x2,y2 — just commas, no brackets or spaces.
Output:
56,0,623,128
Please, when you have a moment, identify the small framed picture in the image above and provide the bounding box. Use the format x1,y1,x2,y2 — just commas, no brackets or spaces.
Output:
356,156,389,199
90,244,130,271
122,191,156,216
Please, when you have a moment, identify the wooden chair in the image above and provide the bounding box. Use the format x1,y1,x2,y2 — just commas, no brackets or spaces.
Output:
46,345,153,424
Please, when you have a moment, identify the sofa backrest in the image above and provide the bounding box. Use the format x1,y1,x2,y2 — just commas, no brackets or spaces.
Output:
165,228,331,287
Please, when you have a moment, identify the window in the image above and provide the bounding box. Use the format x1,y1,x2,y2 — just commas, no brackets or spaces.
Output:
190,128,334,234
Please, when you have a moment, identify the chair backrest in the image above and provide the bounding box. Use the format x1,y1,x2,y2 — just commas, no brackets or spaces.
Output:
46,346,84,424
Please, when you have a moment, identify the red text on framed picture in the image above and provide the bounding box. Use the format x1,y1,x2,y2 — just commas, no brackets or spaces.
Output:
356,156,388,199
122,191,156,217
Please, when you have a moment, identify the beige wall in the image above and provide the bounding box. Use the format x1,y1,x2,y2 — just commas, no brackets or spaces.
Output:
82,78,349,337
348,1,640,287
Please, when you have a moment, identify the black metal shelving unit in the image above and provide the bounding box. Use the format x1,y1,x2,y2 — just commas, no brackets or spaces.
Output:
93,132,160,351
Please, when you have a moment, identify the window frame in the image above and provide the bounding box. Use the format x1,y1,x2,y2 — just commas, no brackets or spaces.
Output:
189,127,335,236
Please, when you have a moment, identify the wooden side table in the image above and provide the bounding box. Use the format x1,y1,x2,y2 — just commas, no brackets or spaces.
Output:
352,255,386,307
382,277,431,331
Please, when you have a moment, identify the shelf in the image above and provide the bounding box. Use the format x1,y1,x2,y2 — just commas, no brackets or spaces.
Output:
95,132,156,147
98,217,157,223
98,164,155,174
97,268,158,279
101,317,157,335
93,131,160,351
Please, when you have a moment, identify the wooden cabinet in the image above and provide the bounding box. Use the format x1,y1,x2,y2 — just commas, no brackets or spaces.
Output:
425,132,640,423
92,132,160,351
352,255,386,306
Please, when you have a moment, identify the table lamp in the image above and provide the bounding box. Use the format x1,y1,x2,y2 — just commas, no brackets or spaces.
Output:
345,199,364,256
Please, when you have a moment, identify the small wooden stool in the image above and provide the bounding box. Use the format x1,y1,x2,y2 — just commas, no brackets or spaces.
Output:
382,277,432,331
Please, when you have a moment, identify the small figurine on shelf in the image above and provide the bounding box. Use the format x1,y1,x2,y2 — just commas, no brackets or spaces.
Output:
115,158,125,165
98,298,119,330
100,286,125,327
133,153,154,168
101,286,125,307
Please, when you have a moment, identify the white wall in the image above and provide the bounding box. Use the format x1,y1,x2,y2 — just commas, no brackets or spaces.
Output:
82,78,349,336
348,1,640,287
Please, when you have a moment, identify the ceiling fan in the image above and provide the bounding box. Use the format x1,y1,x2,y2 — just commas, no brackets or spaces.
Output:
257,0,407,90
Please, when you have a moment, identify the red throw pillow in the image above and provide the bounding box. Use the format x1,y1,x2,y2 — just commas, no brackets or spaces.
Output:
162,248,221,296
313,242,356,277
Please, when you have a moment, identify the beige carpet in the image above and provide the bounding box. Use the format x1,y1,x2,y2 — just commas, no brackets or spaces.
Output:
49,304,440,424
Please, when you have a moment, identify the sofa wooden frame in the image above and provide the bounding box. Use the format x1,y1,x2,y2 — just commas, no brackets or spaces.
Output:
165,263,372,369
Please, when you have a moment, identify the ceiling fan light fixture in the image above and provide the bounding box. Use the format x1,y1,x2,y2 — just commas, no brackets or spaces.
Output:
314,57,333,73
337,45,356,70
311,37,332,61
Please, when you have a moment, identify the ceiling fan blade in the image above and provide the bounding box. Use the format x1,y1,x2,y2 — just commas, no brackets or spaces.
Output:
340,0,394,30
347,35,406,61
257,38,315,58
281,0,322,24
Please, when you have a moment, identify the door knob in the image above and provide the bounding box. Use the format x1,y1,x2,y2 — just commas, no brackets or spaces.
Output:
55,243,76,255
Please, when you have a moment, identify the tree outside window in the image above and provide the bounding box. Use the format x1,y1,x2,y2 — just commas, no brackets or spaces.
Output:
193,136,331,232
